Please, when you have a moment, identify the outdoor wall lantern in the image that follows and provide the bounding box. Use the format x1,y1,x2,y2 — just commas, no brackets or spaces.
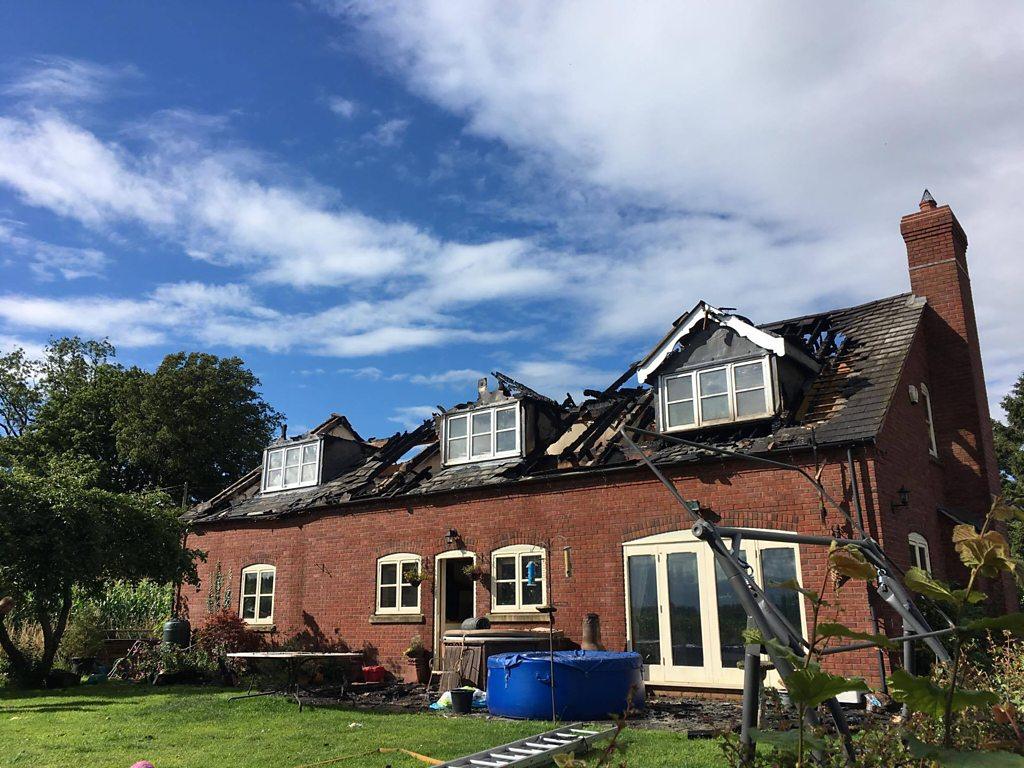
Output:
891,486,911,512
444,528,462,548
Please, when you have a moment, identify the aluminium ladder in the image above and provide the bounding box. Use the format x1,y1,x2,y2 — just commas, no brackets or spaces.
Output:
435,723,616,767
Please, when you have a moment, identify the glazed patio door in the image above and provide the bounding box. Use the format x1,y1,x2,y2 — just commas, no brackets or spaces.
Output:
625,532,806,689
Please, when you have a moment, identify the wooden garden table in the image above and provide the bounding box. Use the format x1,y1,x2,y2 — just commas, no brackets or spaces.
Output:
226,651,364,711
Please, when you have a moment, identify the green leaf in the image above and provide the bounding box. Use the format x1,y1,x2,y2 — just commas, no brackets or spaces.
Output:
817,622,897,649
750,728,826,754
907,735,1024,767
952,588,988,605
955,529,1017,578
784,667,869,708
963,613,1024,637
889,668,998,718
904,566,960,606
828,545,876,580
990,498,1024,524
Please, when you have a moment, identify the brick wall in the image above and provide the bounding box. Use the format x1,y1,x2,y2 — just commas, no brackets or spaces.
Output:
185,449,888,689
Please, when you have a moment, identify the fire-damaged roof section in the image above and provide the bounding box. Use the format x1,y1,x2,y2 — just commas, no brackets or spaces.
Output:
185,292,925,525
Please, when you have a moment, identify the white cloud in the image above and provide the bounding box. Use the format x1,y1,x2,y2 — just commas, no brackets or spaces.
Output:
0,222,108,281
0,334,47,360
363,117,410,147
4,56,139,103
408,368,486,386
334,0,1024,409
387,404,437,429
326,96,358,118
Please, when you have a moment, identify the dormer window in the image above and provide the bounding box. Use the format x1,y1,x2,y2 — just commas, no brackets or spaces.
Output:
262,439,321,492
444,404,520,465
660,357,773,431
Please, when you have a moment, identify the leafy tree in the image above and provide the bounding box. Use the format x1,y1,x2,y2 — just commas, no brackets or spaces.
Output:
114,352,281,502
0,347,43,438
995,373,1024,508
0,458,201,685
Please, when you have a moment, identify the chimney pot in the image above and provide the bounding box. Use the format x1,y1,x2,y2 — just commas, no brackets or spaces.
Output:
281,423,288,440
919,188,937,211
477,377,488,396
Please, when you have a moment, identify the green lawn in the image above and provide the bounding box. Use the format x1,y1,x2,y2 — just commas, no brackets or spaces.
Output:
0,684,725,768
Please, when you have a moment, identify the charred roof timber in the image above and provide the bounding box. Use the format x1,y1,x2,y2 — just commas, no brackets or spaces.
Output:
185,292,926,525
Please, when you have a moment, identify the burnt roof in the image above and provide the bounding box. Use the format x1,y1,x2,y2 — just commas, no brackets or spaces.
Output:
185,292,925,525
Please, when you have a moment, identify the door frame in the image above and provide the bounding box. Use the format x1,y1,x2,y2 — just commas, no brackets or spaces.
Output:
623,529,807,689
433,549,477,651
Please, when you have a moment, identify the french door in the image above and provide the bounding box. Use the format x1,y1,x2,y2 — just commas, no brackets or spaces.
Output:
624,531,806,688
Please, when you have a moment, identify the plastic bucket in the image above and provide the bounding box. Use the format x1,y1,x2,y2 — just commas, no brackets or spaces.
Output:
450,687,474,714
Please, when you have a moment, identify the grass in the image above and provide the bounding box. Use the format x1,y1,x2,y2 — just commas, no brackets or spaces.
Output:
0,684,726,768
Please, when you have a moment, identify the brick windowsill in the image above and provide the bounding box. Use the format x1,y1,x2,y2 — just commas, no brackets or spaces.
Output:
369,613,426,625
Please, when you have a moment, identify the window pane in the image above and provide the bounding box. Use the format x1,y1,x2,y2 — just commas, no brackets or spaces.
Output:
380,563,397,586
495,582,516,606
495,556,516,581
401,585,419,608
627,555,660,665
241,596,256,619
715,551,749,671
522,582,543,605
448,437,467,460
733,362,764,390
260,571,274,595
761,548,802,631
266,469,282,487
401,561,419,584
522,555,543,585
300,464,316,482
258,595,273,619
243,572,257,595
302,443,317,462
667,552,703,667
701,394,730,421
699,368,728,395
736,389,767,418
472,411,491,434
285,447,301,466
471,434,491,456
667,401,695,427
284,466,299,485
448,416,467,438
379,585,397,608
666,375,693,402
268,450,283,469
496,430,516,452
496,408,516,430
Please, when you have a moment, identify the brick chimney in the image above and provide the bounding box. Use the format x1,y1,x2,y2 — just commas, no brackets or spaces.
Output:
900,191,1000,508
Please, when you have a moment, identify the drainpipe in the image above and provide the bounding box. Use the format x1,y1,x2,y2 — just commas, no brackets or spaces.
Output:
847,447,888,695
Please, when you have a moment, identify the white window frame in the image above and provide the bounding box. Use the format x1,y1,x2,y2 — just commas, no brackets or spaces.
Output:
444,404,521,466
909,533,932,574
239,564,276,625
921,383,938,457
262,439,322,493
660,357,773,432
491,545,547,613
376,553,422,615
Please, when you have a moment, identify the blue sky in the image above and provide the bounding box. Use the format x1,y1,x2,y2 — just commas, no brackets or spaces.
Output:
1,2,1022,437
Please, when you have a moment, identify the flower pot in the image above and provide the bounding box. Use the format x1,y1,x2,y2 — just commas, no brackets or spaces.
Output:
408,654,432,684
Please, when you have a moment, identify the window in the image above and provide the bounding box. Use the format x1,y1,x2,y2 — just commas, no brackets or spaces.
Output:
445,404,520,465
376,553,422,614
921,383,938,457
661,357,772,431
240,564,275,625
909,533,931,574
491,545,546,612
263,440,320,492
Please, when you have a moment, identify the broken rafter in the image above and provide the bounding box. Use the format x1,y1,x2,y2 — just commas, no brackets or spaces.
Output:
490,371,558,406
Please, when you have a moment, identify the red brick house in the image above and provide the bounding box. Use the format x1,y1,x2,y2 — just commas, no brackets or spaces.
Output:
183,194,1007,694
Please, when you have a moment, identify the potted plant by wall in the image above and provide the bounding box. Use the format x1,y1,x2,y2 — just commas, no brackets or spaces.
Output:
404,635,433,685
404,565,430,588
462,563,486,582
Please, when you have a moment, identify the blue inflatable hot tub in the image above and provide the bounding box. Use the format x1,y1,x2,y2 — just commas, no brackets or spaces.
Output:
487,650,645,720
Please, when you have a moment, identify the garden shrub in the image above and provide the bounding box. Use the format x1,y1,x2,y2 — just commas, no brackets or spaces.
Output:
194,609,263,655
